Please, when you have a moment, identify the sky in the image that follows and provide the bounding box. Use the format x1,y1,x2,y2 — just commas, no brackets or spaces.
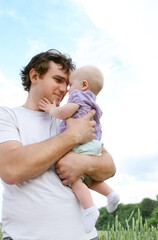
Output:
0,0,158,220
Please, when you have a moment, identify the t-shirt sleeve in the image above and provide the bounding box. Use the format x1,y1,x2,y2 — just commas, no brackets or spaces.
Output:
0,107,21,143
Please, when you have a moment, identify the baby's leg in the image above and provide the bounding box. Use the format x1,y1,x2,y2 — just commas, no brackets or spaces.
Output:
71,179,99,232
90,181,120,213
71,179,94,209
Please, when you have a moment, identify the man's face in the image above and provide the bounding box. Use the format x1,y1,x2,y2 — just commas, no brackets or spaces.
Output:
35,61,69,106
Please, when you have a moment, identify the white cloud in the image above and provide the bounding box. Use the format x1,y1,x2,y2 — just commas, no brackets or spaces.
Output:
100,83,158,160
92,172,158,208
75,0,158,81
0,71,27,107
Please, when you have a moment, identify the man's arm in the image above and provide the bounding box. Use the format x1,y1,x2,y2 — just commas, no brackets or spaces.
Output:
0,110,96,185
55,147,116,186
86,147,116,181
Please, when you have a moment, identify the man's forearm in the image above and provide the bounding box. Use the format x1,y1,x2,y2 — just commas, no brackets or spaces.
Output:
85,149,116,181
55,148,116,186
0,130,78,185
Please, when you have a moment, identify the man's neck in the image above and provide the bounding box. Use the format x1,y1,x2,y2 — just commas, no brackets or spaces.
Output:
23,95,39,111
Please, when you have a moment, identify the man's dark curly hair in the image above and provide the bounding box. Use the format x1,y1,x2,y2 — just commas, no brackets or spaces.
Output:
20,49,76,91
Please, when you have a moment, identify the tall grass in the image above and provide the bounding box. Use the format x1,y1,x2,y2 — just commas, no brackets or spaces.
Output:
98,209,158,240
0,226,2,240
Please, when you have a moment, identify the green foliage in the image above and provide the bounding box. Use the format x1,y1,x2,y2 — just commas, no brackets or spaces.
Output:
0,226,2,240
139,198,158,220
96,195,158,230
96,203,139,230
98,210,158,240
147,207,158,227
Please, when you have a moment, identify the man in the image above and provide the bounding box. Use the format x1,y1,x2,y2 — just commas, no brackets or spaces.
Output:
0,49,116,240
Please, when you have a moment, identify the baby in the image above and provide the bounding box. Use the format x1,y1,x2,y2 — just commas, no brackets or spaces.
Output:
39,65,120,233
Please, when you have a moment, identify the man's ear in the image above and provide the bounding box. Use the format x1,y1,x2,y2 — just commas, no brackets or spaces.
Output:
29,68,39,84
81,80,89,91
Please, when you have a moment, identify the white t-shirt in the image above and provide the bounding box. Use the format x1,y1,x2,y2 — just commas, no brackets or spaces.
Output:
0,106,97,240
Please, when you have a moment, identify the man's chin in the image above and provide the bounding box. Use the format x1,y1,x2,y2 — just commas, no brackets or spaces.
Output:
55,100,61,107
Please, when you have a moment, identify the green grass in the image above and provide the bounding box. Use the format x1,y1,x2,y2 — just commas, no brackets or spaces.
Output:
0,226,2,240
98,210,158,240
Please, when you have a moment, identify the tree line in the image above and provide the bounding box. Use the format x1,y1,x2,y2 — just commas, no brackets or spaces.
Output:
96,194,158,230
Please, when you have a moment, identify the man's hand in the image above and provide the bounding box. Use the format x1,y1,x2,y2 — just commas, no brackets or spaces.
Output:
55,147,116,186
66,109,96,144
54,151,85,185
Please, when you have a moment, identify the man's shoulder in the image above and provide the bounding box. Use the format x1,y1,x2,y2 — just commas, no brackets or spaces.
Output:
0,106,20,117
0,106,23,125
0,106,11,111
0,106,12,116
0,107,14,126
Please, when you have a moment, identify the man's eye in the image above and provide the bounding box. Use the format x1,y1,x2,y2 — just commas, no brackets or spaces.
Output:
55,78,62,82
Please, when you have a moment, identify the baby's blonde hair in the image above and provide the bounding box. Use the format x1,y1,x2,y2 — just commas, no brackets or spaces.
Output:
71,65,104,95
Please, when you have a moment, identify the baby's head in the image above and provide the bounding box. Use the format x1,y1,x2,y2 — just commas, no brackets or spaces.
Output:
69,65,104,95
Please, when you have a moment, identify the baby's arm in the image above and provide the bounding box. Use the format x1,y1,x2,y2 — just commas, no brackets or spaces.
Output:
39,98,79,119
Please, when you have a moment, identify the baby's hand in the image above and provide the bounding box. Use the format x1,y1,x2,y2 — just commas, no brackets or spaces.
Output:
39,98,56,114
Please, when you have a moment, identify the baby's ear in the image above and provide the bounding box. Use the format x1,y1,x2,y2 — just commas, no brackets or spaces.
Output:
82,80,89,91
29,68,39,84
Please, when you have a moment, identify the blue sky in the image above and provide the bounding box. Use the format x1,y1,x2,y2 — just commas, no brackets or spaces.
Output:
0,0,158,220
0,0,93,81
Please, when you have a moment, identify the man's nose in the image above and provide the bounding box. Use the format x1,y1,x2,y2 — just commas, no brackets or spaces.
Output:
60,82,67,93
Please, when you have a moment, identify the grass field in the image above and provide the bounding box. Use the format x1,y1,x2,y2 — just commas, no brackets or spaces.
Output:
98,210,158,240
